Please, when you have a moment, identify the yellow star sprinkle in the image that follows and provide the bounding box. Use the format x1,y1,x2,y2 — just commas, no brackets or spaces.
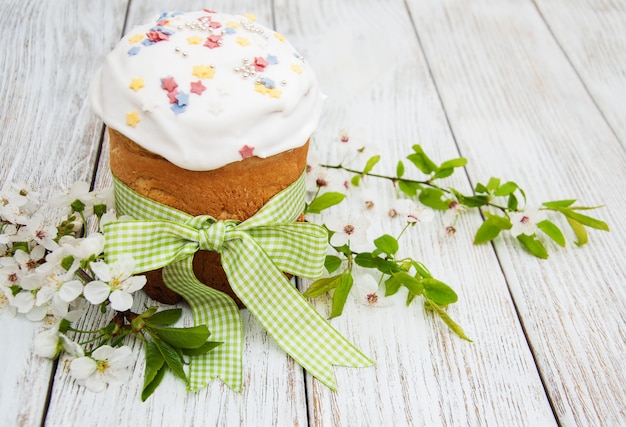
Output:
126,111,140,127
236,36,251,47
129,78,144,91
128,34,143,44
187,35,203,45
254,83,269,95
244,13,257,22
192,64,215,79
290,64,303,74
268,88,282,98
274,32,285,42
226,21,240,28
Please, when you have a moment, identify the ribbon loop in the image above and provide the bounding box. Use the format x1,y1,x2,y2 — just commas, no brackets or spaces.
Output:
105,172,373,392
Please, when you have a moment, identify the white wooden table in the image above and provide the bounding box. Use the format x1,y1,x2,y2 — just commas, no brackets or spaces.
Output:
1,0,625,426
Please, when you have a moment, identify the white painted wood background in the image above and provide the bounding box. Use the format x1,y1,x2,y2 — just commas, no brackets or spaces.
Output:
1,0,624,426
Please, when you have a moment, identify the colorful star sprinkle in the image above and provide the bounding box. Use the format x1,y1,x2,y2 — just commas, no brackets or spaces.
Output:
238,145,255,159
190,80,206,95
192,64,215,79
187,35,203,45
236,36,251,47
204,34,223,49
126,111,140,127
129,78,145,92
291,64,303,74
127,46,141,56
274,33,285,42
254,56,269,72
243,13,257,22
128,34,144,44
161,76,178,92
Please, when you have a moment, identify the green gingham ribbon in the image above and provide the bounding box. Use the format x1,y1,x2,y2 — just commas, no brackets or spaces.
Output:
103,172,373,392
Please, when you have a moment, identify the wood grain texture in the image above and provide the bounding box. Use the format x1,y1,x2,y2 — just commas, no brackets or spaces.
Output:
533,0,626,146
406,0,626,425
0,1,127,426
276,0,557,425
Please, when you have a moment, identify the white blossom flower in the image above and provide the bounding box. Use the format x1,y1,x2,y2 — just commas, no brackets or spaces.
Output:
442,200,466,227
69,345,133,392
334,128,378,167
13,245,46,273
24,214,59,251
325,215,371,247
49,181,92,209
510,208,547,237
84,256,146,311
353,272,393,307
388,199,434,223
35,266,83,318
34,323,83,359
62,233,105,260
13,291,47,321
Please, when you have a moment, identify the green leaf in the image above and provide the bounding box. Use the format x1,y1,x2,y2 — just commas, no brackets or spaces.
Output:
407,145,438,175
555,208,609,231
507,194,518,211
354,253,402,275
419,188,451,210
566,217,588,246
411,261,432,279
516,234,549,259
142,341,165,398
474,182,489,194
486,177,501,192
484,212,512,230
396,161,405,178
152,336,187,383
537,220,566,247
363,155,381,174
425,299,472,342
542,199,576,209
147,308,182,326
474,219,502,244
457,194,489,208
439,157,467,169
350,174,361,187
384,274,402,296
181,341,222,356
142,341,167,401
306,192,346,214
330,273,354,319
303,275,342,298
151,325,211,349
324,255,343,274
432,168,454,180
374,234,399,256
422,278,458,305
398,180,421,197
393,271,424,296
494,181,518,197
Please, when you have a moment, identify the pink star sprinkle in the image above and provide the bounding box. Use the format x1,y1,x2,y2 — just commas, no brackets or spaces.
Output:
204,34,222,49
238,145,255,159
146,30,169,43
190,80,206,95
161,77,178,92
209,21,222,29
167,90,180,104
254,56,269,72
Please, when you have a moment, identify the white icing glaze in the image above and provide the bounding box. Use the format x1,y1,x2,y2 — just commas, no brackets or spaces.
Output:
89,10,324,171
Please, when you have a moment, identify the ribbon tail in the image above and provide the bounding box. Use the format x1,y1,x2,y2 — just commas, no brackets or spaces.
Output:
162,257,243,392
223,238,373,391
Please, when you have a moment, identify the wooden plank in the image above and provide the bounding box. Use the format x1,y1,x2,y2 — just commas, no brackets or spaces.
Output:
275,0,557,425
0,1,128,426
42,1,308,425
405,0,626,425
534,0,626,145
